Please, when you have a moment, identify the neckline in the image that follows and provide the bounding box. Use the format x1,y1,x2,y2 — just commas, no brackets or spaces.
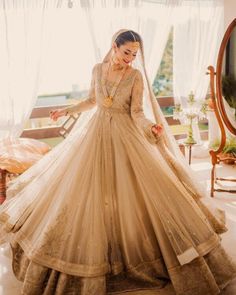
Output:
101,63,128,96
110,60,125,71
100,63,135,85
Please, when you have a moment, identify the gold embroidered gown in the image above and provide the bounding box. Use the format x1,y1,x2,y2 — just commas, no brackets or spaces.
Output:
0,63,236,295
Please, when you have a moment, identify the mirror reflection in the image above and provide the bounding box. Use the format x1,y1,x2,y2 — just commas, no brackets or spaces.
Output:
222,26,236,128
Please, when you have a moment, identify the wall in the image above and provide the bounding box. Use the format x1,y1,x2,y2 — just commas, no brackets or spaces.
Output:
224,0,236,28
224,0,236,78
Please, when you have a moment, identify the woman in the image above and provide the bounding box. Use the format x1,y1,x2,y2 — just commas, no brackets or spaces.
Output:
0,29,236,295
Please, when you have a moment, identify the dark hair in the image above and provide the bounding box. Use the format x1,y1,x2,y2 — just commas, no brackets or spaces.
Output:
114,30,141,47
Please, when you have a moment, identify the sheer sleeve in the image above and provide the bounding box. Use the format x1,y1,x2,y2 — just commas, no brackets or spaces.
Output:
131,70,157,144
64,64,97,115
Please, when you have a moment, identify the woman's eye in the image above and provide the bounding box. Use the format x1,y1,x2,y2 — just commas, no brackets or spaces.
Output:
124,52,129,55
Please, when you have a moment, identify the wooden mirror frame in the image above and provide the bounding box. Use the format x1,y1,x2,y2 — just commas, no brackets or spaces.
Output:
208,18,236,197
216,18,236,135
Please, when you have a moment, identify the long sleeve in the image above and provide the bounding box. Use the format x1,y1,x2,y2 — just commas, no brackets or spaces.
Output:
131,70,157,144
64,65,97,115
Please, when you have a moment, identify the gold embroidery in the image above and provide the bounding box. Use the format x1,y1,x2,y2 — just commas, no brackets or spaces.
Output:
36,206,69,257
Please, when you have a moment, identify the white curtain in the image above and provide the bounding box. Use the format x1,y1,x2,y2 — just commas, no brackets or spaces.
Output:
38,6,97,96
63,0,177,131
0,1,61,139
173,0,224,143
82,0,176,82
0,0,176,139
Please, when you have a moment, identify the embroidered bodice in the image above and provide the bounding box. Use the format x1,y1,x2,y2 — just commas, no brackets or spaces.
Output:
64,63,156,142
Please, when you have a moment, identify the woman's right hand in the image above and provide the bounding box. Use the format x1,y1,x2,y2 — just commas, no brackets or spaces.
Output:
49,109,67,121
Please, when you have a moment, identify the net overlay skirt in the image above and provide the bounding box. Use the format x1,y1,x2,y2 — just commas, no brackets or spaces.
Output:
0,108,236,295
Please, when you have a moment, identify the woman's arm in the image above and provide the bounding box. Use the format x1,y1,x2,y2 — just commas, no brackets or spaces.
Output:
50,65,97,121
130,70,162,142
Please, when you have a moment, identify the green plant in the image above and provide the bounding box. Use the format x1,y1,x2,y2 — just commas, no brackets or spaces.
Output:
211,136,236,157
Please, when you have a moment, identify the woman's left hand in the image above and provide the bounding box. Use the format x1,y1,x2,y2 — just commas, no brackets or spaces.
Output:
151,124,163,137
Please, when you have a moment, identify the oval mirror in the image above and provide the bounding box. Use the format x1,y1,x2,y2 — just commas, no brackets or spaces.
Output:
216,18,236,135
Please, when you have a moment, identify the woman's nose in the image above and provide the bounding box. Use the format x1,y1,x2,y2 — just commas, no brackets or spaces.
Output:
127,56,133,62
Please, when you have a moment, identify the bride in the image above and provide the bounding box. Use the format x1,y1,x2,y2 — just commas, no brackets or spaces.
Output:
0,29,236,295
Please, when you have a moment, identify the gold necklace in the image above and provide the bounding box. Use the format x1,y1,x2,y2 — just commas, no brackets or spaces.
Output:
101,62,128,108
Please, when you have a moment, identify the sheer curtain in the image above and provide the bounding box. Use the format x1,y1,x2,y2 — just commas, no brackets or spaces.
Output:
173,0,224,143
82,0,176,82
37,2,98,95
0,2,52,138
0,0,186,139
65,0,177,131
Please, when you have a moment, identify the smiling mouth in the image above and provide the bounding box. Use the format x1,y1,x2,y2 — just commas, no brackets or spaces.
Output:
123,59,129,64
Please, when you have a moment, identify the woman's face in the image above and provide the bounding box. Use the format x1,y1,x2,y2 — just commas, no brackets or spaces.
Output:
113,41,139,67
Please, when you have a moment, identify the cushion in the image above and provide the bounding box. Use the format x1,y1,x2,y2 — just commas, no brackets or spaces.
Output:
0,137,51,174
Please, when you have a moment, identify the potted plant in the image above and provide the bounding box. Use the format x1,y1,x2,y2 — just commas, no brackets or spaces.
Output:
211,136,236,165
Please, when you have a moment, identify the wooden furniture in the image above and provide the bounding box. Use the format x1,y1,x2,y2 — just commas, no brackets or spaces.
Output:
183,143,195,165
178,139,199,165
58,113,81,138
208,18,236,197
0,169,7,204
21,104,80,140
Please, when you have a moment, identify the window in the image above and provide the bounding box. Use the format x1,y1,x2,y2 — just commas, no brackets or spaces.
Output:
153,28,173,98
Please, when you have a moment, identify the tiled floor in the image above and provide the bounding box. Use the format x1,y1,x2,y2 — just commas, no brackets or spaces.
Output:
0,151,236,295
